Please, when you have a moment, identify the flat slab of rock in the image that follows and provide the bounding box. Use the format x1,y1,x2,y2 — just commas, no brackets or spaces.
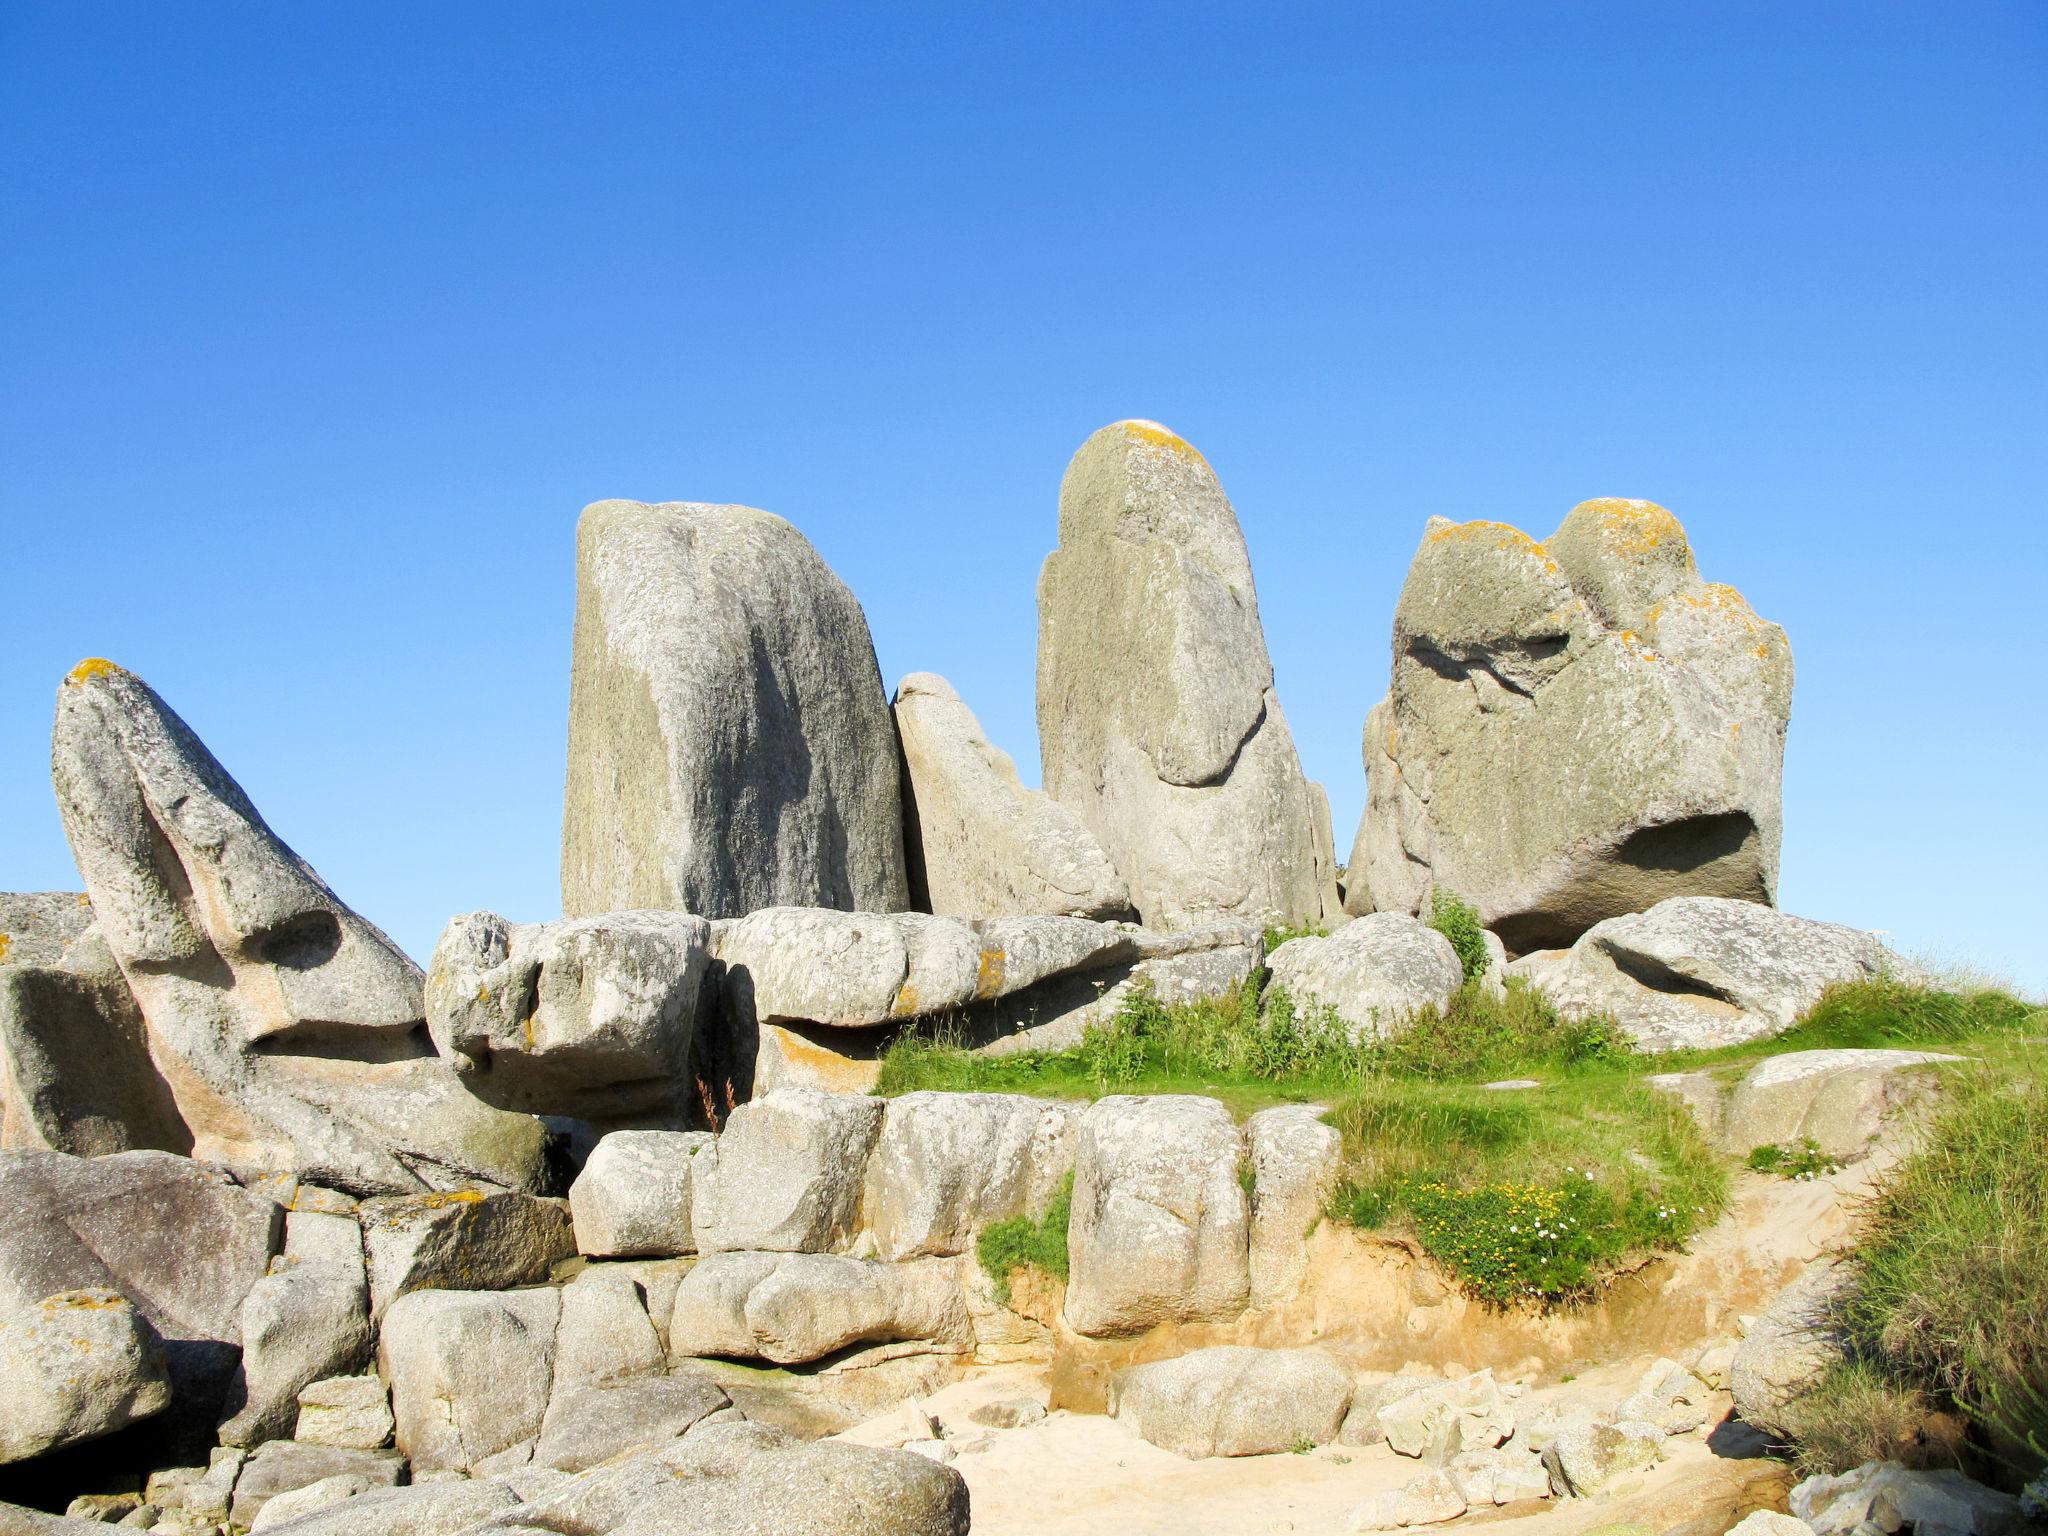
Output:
1110,1345,1353,1457
1721,1048,1957,1159
1265,914,1463,1040
229,1439,402,1527
1037,421,1339,931
533,1370,732,1471
0,1289,171,1463
1348,501,1792,953
668,1252,970,1365
561,499,909,921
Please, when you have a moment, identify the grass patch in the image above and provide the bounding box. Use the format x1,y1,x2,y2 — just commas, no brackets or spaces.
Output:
1779,1360,1948,1476
1746,1138,1841,1180
1427,888,1491,981
976,1172,1072,1304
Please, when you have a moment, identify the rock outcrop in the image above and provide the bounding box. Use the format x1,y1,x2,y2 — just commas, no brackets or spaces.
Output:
426,910,711,1129
1264,913,1464,1040
0,1290,172,1463
1037,421,1338,931
666,1252,971,1365
691,1088,884,1254
1109,1345,1353,1458
1511,896,1909,1050
1348,501,1793,953
863,1092,1076,1262
561,499,908,921
892,672,1131,921
49,661,547,1196
568,1130,712,1258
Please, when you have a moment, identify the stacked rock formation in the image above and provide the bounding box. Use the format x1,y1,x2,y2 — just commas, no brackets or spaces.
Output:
561,500,909,921
1347,499,1792,952
1037,421,1340,932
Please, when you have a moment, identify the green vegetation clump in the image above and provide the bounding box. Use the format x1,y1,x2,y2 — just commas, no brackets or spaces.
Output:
1427,888,1491,982
1778,1360,1946,1477
1262,918,1328,952
976,1172,1073,1304
1746,1138,1841,1180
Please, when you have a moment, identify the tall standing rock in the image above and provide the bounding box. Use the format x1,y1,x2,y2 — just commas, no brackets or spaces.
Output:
50,660,546,1195
562,500,909,920
1348,501,1792,952
1037,421,1338,931
892,672,1130,920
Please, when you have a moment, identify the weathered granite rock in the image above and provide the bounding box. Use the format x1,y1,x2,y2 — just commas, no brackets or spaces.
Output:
1063,1095,1250,1337
863,1092,1076,1261
1447,1444,1553,1505
0,1149,279,1405
534,1370,731,1472
691,1089,884,1255
562,499,908,921
0,1290,172,1463
1245,1103,1341,1307
1348,503,1794,953
717,908,987,1029
551,1265,664,1390
229,1440,402,1527
248,1472,381,1531
1721,1048,1956,1159
293,1373,392,1449
1265,914,1464,1040
0,893,94,969
49,661,548,1195
426,910,710,1127
218,1209,374,1446
379,1286,560,1472
1339,1374,1443,1447
892,673,1131,920
667,1252,971,1365
1725,1511,1815,1536
1731,1259,1854,1438
243,1479,520,1535
1378,1370,1514,1464
1515,897,1909,1050
1792,1461,2028,1536
1542,1415,1664,1495
1110,1345,1353,1457
360,1191,573,1317
1615,1356,1715,1434
569,1130,712,1258
0,927,185,1158
1038,421,1339,932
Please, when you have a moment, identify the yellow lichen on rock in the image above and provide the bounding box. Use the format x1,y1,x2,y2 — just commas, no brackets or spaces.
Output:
0,934,10,963
64,657,123,686
890,980,921,1019
976,947,1007,1001
1120,419,1207,463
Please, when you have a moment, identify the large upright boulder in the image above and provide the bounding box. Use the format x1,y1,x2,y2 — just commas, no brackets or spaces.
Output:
561,499,909,921
1037,421,1338,931
892,673,1130,920
1348,501,1793,952
426,909,710,1129
48,662,547,1196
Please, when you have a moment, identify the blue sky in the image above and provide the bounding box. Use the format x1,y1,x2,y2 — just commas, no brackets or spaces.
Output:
3,3,2042,991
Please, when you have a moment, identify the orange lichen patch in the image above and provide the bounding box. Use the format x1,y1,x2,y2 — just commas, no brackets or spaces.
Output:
1731,722,1743,738
1572,498,1690,559
976,948,1007,1002
1426,520,1560,571
64,657,123,686
0,934,10,963
890,980,922,1019
76,893,91,908
44,1290,127,1312
1752,643,1770,659
1120,420,1207,463
368,1189,484,1226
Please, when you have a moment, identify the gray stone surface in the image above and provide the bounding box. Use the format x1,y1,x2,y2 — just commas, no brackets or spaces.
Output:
1615,1356,1715,1434
1517,896,1911,1050
1109,1345,1353,1458
1732,1259,1854,1438
1541,1416,1664,1495
863,1092,1076,1261
244,1480,519,1535
1447,1444,1553,1505
1721,1049,1957,1160
48,661,547,1195
218,1208,374,1446
1245,1103,1341,1307
1377,1371,1514,1465
1347,503,1793,954
379,1286,560,1473
427,910,710,1127
562,499,909,921
248,1473,379,1531
1352,1468,1470,1528
0,1290,171,1463
892,672,1131,921
0,1149,280,1405
1063,1094,1250,1337
360,1191,574,1317
717,908,987,1029
1264,914,1463,1041
0,927,185,1158
293,1373,392,1449
569,1130,712,1258
533,1370,731,1472
551,1265,664,1391
0,894,94,969
691,1089,884,1254
229,1440,402,1527
1037,421,1338,932
667,1252,970,1365
1792,1461,2028,1536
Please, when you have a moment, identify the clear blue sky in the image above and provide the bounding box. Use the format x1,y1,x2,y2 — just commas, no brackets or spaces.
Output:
3,3,2042,992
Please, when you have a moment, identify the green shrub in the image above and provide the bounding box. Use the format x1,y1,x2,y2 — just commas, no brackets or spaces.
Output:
1746,1138,1841,1180
977,1172,1073,1305
1428,889,1490,982
1359,978,1628,1082
1262,919,1328,952
1778,1360,1946,1477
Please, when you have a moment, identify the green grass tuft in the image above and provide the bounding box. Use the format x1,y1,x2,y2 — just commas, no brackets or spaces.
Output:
977,1172,1073,1305
1778,1360,1946,1477
1746,1138,1841,1180
1427,888,1491,982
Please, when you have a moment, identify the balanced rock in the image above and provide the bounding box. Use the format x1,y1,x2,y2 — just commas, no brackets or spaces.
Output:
426,909,710,1128
1348,502,1793,953
561,499,908,921
1063,1094,1250,1337
0,1289,172,1463
1513,896,1908,1050
569,1130,712,1258
49,661,547,1195
1109,1345,1353,1458
666,1252,971,1365
1265,913,1464,1040
862,1092,1076,1261
1037,421,1339,931
892,672,1131,920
